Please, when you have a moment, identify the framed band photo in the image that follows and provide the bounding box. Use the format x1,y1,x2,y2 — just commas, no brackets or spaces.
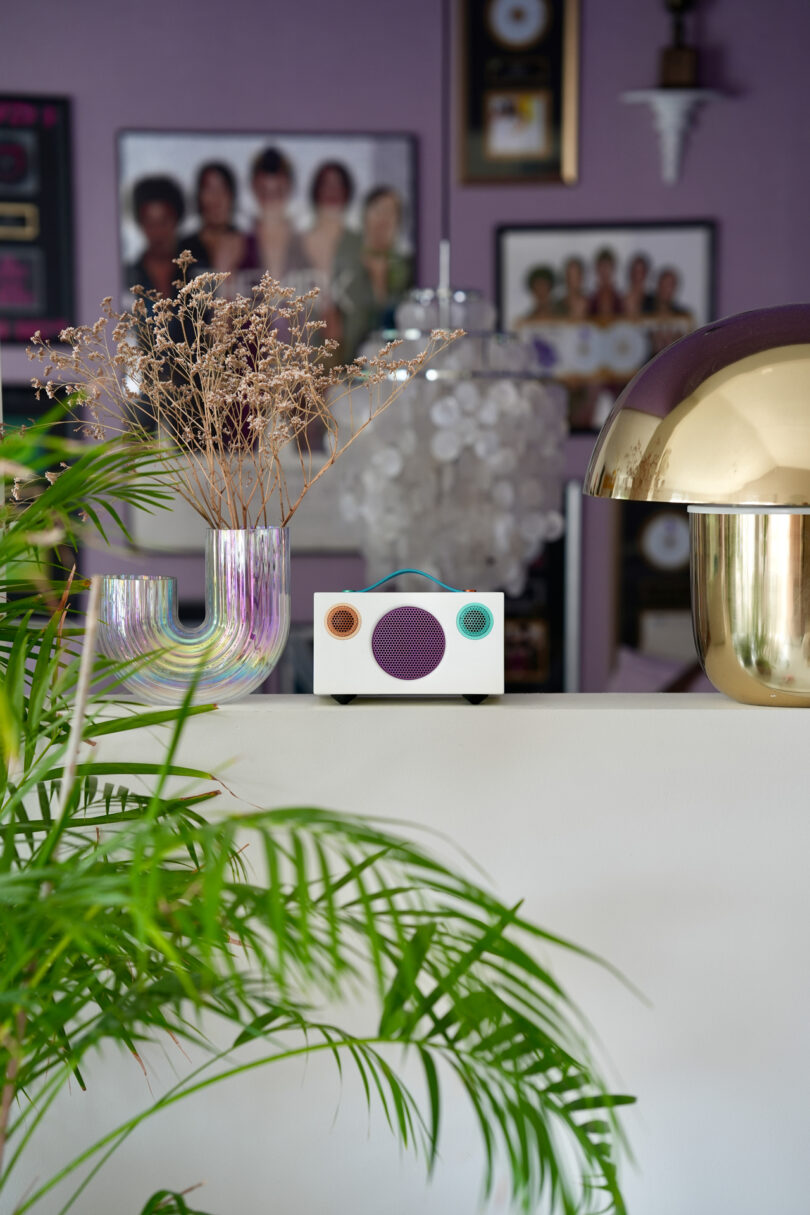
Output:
459,0,579,184
497,220,716,430
117,129,417,362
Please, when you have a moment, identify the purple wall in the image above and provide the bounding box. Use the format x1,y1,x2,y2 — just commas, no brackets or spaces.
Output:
2,0,808,387
1,0,808,686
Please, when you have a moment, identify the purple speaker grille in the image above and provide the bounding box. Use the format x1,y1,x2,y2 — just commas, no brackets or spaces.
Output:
371,606,446,680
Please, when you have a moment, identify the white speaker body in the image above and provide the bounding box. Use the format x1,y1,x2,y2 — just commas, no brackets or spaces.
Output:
313,591,504,699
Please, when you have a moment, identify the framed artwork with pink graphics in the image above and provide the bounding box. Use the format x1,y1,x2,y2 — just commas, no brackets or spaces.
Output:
0,95,74,345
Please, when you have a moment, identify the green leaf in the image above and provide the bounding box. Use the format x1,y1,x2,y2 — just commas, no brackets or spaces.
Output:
564,1094,637,1112
379,923,436,1036
137,1190,213,1215
418,1046,441,1170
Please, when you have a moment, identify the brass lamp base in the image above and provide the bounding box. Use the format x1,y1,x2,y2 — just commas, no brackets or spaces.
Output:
690,509,810,705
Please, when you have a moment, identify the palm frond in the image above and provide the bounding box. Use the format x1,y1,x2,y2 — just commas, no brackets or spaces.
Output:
0,410,634,1214
1,797,631,1214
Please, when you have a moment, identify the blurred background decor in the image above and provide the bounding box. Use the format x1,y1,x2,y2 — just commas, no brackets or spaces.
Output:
333,303,568,599
622,0,720,184
118,129,417,363
497,220,715,430
459,0,580,184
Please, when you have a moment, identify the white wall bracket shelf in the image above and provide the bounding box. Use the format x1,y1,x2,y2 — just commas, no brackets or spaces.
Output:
622,88,719,184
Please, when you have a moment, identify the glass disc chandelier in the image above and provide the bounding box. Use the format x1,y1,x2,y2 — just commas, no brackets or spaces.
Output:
331,0,568,596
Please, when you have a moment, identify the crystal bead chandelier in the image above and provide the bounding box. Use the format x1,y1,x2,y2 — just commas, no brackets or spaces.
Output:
332,0,568,596
332,290,567,595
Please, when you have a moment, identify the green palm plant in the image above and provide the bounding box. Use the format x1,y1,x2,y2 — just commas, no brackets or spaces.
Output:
0,419,634,1214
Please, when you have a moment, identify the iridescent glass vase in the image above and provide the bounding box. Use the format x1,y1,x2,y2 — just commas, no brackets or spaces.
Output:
98,527,290,704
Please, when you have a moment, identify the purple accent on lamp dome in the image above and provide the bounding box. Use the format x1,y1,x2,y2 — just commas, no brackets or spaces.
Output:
597,303,810,427
585,303,810,500
372,606,446,680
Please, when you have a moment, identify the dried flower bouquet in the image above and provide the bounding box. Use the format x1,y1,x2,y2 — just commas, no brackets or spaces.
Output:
29,253,460,531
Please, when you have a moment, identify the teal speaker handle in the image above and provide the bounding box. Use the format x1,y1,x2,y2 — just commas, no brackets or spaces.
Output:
348,569,467,594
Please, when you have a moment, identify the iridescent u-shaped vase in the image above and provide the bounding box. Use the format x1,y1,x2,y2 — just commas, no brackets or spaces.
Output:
98,528,290,704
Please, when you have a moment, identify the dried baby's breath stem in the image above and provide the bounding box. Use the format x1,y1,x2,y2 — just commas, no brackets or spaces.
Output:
29,259,462,530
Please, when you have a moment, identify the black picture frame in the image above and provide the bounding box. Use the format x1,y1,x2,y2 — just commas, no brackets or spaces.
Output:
117,128,418,360
496,219,716,431
504,477,583,693
459,0,579,184
504,529,566,691
0,95,74,345
619,501,694,663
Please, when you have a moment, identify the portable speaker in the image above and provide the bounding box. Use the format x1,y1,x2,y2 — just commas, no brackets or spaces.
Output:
313,572,504,704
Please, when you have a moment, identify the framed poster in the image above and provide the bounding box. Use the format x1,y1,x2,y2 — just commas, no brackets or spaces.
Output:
459,0,579,184
0,95,74,345
117,129,417,360
497,220,716,430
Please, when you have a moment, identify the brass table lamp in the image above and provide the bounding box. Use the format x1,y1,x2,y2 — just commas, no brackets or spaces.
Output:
584,304,810,704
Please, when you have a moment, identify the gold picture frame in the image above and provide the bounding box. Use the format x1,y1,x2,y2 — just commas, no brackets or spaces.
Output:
459,0,579,184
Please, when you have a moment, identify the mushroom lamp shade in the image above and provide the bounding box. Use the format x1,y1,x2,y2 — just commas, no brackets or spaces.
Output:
584,303,810,705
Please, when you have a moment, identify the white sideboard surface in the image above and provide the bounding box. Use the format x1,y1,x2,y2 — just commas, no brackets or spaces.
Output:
29,695,810,1215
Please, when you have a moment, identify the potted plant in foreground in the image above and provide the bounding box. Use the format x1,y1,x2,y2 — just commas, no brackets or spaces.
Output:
28,256,460,704
0,422,634,1212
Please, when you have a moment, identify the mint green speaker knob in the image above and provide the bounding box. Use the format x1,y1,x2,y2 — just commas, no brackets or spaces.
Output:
457,603,494,640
